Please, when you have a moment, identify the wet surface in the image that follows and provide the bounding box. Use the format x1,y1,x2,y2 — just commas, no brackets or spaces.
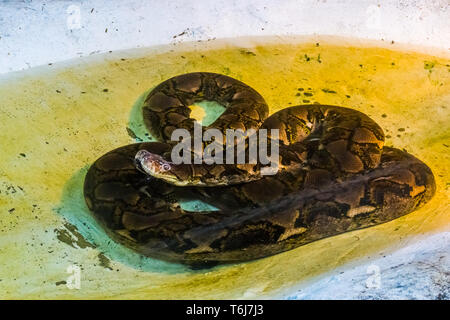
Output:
0,36,449,299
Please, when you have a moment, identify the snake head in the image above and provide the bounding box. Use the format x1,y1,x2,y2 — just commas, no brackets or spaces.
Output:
135,150,200,186
135,150,172,177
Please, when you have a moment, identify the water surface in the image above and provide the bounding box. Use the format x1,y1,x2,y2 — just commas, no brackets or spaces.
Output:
0,36,449,299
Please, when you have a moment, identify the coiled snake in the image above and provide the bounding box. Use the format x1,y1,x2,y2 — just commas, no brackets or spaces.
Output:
83,72,435,267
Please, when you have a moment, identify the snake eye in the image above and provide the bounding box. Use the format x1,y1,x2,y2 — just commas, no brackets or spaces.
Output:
162,163,171,171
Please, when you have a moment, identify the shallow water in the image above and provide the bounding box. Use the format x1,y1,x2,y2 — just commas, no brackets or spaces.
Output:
0,36,449,299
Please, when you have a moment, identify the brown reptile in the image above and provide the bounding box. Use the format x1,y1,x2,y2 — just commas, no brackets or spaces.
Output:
83,72,436,267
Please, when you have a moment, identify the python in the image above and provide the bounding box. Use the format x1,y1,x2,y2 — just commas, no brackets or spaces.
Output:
168,120,280,175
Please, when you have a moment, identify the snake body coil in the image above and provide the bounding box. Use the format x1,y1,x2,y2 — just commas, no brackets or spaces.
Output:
84,72,435,266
